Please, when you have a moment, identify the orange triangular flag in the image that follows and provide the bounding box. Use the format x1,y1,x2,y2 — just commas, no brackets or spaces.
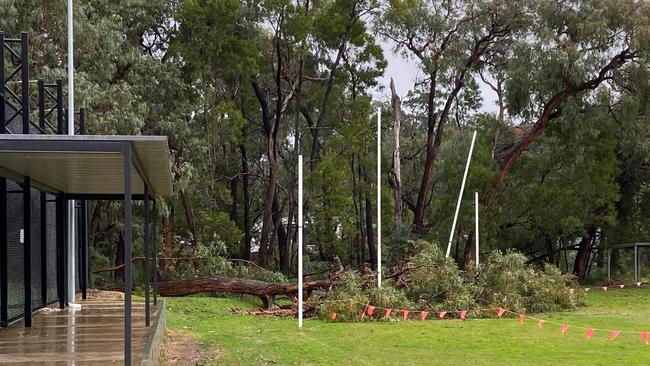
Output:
460,310,467,320
385,308,392,318
329,312,337,320
402,310,410,320
561,324,569,335
497,307,506,318
537,319,545,328
367,305,375,316
641,331,649,345
602,286,608,292
438,311,447,319
421,311,428,321
610,330,621,341
585,328,593,339
517,314,525,324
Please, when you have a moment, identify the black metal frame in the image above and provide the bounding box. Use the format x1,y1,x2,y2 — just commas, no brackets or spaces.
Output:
0,138,158,366
0,32,29,135
2,30,161,366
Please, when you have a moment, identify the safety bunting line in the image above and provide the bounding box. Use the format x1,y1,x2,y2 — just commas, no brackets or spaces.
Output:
324,282,649,344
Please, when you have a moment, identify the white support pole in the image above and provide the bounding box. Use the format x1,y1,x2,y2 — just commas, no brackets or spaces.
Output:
377,108,382,288
446,130,477,258
298,155,303,328
66,0,77,306
475,192,479,269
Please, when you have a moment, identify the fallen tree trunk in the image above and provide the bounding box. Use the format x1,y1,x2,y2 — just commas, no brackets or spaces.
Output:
157,276,333,308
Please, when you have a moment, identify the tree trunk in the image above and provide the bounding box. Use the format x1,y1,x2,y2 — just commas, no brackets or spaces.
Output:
115,230,125,282
389,78,404,223
573,232,594,279
157,276,333,309
161,212,174,279
180,189,198,248
365,194,376,271
273,196,290,274
252,79,276,268
240,144,252,260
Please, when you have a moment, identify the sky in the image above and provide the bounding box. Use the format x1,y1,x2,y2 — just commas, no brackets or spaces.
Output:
376,41,500,114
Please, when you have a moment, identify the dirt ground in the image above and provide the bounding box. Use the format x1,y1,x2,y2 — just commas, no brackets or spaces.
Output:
162,330,222,366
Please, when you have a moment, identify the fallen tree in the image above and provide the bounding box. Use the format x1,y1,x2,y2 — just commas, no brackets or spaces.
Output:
157,276,334,308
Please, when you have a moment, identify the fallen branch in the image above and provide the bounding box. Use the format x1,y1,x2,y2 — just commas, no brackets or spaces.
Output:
157,276,334,309
93,257,199,273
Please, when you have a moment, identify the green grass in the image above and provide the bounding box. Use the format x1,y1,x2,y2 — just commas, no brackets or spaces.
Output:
165,289,650,365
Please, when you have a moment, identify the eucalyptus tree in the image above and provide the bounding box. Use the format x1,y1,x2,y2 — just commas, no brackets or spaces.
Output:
377,0,527,234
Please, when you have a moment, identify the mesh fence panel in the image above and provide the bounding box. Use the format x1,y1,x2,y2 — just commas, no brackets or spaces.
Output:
46,195,57,303
30,188,42,309
6,180,24,320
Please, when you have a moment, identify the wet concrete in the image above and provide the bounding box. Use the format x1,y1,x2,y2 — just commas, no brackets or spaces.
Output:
0,299,157,365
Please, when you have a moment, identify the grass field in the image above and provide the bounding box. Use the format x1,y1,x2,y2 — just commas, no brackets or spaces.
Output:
165,288,650,365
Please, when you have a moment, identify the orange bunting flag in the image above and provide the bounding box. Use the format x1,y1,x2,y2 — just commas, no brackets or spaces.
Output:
569,288,575,295
537,319,545,328
602,286,608,292
421,311,428,321
438,311,447,319
637,282,642,287
385,308,392,318
585,328,593,339
619,284,625,289
517,314,525,324
561,324,569,336
641,331,649,345
497,307,506,318
367,305,375,316
330,312,337,320
402,310,410,320
460,310,467,320
610,330,621,341
584,288,590,292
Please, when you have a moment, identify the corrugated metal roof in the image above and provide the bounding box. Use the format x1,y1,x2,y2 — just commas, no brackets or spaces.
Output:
0,134,173,196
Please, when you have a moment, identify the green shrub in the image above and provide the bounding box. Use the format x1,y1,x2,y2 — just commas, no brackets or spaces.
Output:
316,272,368,322
475,250,586,314
317,247,587,321
402,241,476,312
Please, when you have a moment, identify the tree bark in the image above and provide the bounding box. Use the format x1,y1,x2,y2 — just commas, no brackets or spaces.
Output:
157,276,333,309
180,189,198,248
252,79,275,268
240,144,252,260
365,194,376,271
388,78,404,223
573,232,594,279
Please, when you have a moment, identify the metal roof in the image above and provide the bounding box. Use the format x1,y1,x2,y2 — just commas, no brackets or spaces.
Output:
0,134,173,196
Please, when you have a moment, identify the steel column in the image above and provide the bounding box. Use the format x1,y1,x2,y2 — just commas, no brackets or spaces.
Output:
56,194,65,309
153,200,157,306
144,184,150,326
80,200,87,299
123,143,133,366
56,80,64,134
23,177,32,327
20,32,29,134
40,192,47,305
1,32,5,135
0,178,7,325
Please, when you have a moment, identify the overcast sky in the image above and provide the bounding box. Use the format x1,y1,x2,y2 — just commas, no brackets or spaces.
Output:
376,41,500,114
